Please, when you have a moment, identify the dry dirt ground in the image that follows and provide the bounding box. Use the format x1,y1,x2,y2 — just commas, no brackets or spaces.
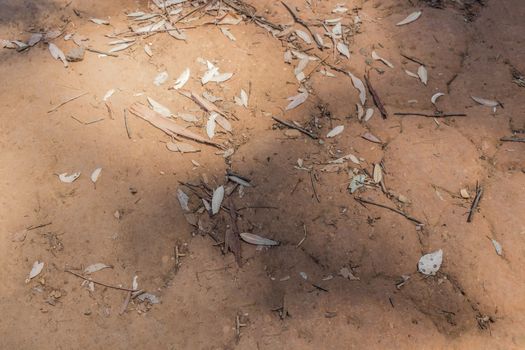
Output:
1,0,524,349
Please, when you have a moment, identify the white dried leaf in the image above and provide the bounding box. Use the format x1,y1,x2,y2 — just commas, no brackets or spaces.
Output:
165,22,186,41
396,11,422,26
460,188,470,199
228,175,251,187
337,42,350,58
295,29,312,44
326,125,344,138
28,261,44,280
84,263,112,274
103,89,115,101
28,33,43,46
294,57,309,76
284,50,293,64
348,72,366,105
356,103,364,120
491,239,503,256
371,50,394,68
332,5,348,13
215,114,232,132
109,42,134,53
418,249,443,276
332,22,342,36
90,167,102,183
173,68,190,90
286,91,308,110
154,71,169,86
373,164,382,183
177,113,198,123
319,69,336,77
417,65,428,85
90,18,109,25
144,45,153,57
48,43,68,67
58,172,80,183
147,97,171,117
240,232,279,246
239,89,248,108
364,108,374,122
177,189,190,211
471,96,499,107
405,69,419,78
431,92,445,105
202,91,222,102
132,275,139,290
314,33,325,47
220,27,236,41
166,142,200,153
299,272,308,280
201,61,233,84
211,185,224,215
206,113,217,139
127,11,145,17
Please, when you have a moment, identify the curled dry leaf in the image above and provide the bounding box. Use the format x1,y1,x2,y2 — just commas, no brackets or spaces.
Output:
417,65,428,85
373,164,383,183
418,249,443,276
286,91,308,110
295,29,312,44
177,188,190,211
460,188,470,199
58,172,81,183
431,92,445,105
28,261,44,280
471,96,499,107
326,125,344,138
348,72,366,105
371,51,394,68
84,263,112,274
173,68,190,90
337,42,350,59
211,185,224,215
364,108,374,122
147,97,171,117
90,167,102,183
240,232,279,246
396,11,422,26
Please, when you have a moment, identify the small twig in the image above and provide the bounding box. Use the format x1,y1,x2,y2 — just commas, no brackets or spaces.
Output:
119,291,131,315
223,0,283,31
400,53,425,66
237,205,279,211
47,92,88,113
309,171,320,203
365,72,388,119
305,54,330,79
296,223,307,247
355,197,423,225
123,109,132,139
272,116,318,139
290,178,303,194
500,136,525,143
86,47,119,57
394,112,467,118
446,73,458,93
65,270,137,292
105,101,114,119
467,183,483,223
27,222,52,230
174,0,213,24
281,1,323,49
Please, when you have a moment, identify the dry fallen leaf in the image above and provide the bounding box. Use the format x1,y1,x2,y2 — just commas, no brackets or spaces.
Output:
396,11,422,26
206,113,217,139
286,91,308,110
48,43,68,67
27,261,44,281
240,232,279,246
373,164,383,183
103,89,115,101
173,68,190,90
109,42,134,53
90,167,102,183
147,97,172,117
417,65,428,85
211,185,224,215
491,239,503,256
166,142,200,153
372,51,394,68
348,72,366,105
471,96,499,107
418,249,442,276
460,188,470,199
90,18,109,25
84,263,112,274
405,69,419,78
326,125,344,138
144,44,153,57
364,108,374,122
58,172,81,183
295,29,312,44
177,188,190,211
361,132,382,144
337,42,350,59
431,92,445,105
220,27,236,41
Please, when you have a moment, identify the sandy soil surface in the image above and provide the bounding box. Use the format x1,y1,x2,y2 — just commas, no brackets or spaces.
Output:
0,0,524,348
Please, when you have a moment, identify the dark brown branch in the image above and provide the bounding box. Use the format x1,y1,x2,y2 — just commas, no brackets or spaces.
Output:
365,73,388,119
272,116,318,139
500,136,525,143
281,1,323,49
467,183,483,223
394,112,467,118
355,197,424,225
400,53,425,66
65,269,137,292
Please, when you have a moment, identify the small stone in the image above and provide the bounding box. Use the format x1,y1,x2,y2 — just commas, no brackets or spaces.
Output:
460,188,470,199
66,46,85,62
284,129,301,138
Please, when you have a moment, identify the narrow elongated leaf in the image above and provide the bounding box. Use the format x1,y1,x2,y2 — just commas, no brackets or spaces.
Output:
286,91,308,110
405,69,419,78
491,239,503,256
173,68,190,89
167,142,200,153
177,189,190,211
396,11,422,26
211,186,224,215
372,51,394,68
373,164,382,183
239,89,248,108
417,65,428,85
240,232,279,246
471,96,499,107
220,27,236,41
48,43,68,67
295,30,312,44
90,18,109,25
364,108,374,122
84,263,112,274
58,172,81,183
147,97,171,117
144,45,153,57
326,125,344,138
90,168,102,183
337,42,350,58
103,89,115,101
348,72,366,105
28,261,44,279
109,42,134,53
207,113,217,139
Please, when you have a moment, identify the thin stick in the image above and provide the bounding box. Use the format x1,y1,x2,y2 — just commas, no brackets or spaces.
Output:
223,0,283,31
119,291,131,315
65,269,137,292
296,223,307,247
272,116,318,139
281,1,323,49
123,109,132,139
400,53,425,66
309,171,320,203
467,183,483,223
355,197,423,225
365,73,388,119
86,47,119,57
305,54,330,79
500,136,525,143
394,112,467,118
173,0,213,24
47,92,88,113
27,222,52,230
